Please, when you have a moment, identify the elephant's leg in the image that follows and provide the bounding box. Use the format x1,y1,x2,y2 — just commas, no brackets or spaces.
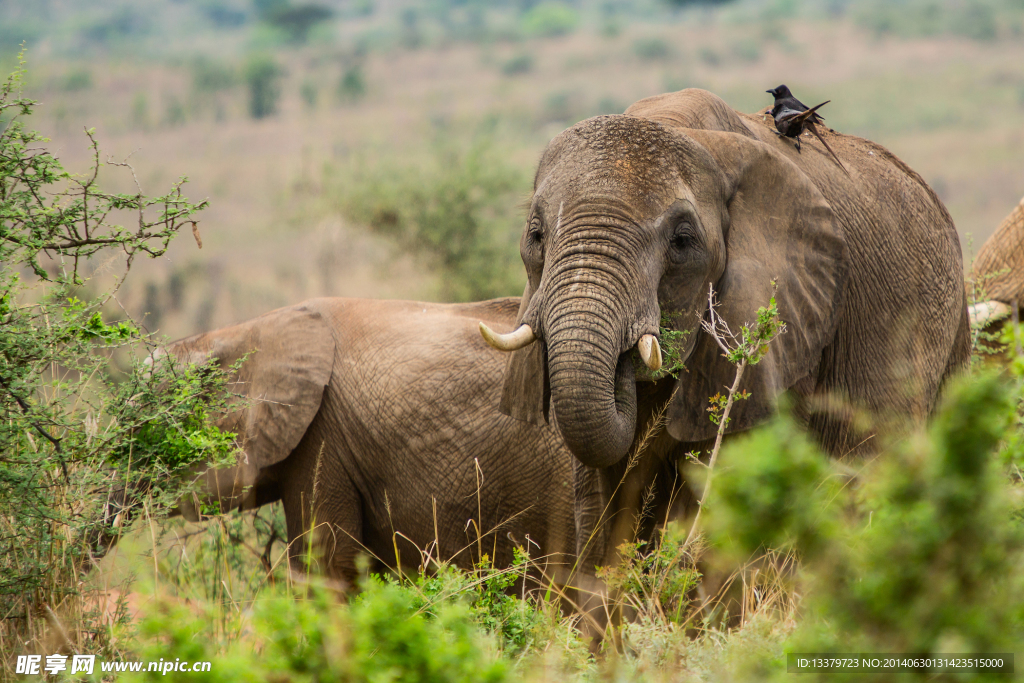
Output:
572,445,671,650
278,433,364,591
570,457,614,644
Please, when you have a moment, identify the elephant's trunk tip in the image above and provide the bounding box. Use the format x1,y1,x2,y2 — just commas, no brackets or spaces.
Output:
480,322,537,352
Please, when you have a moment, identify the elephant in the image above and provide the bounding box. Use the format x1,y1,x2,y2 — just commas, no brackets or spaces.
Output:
151,297,576,591
970,193,1024,326
478,88,971,577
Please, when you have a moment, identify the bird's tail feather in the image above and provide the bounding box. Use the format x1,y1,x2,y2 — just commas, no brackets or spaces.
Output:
792,100,830,125
806,121,848,173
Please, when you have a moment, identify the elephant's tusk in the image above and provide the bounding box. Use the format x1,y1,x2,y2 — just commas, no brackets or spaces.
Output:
479,322,536,351
969,301,1012,327
638,334,662,372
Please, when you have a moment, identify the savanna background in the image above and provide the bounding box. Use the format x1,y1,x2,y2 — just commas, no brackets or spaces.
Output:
3,0,1024,680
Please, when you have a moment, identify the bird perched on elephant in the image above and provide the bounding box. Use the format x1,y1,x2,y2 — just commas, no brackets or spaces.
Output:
765,84,846,171
147,297,575,592
480,88,970,578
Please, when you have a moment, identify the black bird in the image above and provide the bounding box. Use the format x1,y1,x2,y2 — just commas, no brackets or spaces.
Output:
766,84,846,171
766,84,823,126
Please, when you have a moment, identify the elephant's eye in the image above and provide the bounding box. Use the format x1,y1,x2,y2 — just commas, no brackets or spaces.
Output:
528,217,544,244
670,222,694,254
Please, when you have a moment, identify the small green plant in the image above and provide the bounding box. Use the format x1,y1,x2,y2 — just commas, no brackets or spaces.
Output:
599,524,701,625
135,576,510,682
414,549,545,656
654,310,690,380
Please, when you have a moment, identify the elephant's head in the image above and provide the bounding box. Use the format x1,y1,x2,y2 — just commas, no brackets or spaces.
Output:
484,114,849,468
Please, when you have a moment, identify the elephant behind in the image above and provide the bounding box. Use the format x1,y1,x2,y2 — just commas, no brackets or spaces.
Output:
157,297,575,590
971,193,1024,324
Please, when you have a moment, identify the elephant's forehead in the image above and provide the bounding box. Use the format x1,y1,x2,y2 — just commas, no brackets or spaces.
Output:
544,115,680,202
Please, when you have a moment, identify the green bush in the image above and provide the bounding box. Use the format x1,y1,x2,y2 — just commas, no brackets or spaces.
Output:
0,56,233,659
707,407,836,560
709,372,1024,678
136,579,509,683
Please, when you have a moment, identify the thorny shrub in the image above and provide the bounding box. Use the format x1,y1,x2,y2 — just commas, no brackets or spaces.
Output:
0,55,238,662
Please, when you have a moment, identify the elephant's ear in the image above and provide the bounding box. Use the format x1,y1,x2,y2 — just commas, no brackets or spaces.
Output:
665,129,849,442
166,304,336,475
499,281,550,425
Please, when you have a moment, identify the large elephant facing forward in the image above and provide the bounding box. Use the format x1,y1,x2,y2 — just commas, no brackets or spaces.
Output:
160,297,575,590
482,89,970,569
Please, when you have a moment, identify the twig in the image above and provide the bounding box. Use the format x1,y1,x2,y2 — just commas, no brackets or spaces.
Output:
686,282,784,546
686,358,746,546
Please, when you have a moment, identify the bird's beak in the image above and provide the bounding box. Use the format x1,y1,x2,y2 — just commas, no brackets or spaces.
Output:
766,89,773,94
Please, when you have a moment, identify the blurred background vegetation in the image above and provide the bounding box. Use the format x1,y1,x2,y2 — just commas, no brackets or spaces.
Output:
2,0,1023,342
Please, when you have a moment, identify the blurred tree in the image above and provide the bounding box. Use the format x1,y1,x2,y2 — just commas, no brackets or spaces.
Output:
632,37,671,61
268,4,333,42
300,78,318,109
244,54,282,119
255,0,332,43
337,64,366,103
400,7,424,48
130,92,149,130
61,68,92,91
333,136,527,301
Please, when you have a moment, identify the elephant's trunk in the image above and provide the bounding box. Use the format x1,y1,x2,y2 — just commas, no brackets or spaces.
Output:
545,292,638,469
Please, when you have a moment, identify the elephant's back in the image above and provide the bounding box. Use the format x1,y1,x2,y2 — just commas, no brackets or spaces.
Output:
302,297,519,387
736,110,969,432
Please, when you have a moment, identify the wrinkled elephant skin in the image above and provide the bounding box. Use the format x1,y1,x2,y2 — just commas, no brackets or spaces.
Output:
164,297,575,590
